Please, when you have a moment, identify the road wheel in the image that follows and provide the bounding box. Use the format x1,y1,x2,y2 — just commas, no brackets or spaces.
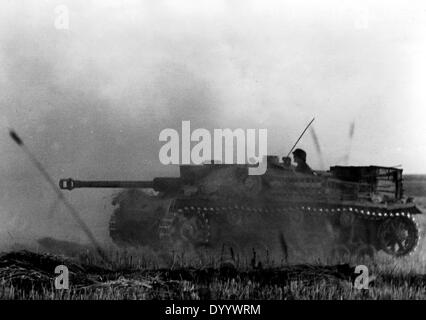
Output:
378,216,419,257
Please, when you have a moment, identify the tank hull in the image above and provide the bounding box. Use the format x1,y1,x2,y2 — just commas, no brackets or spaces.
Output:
109,191,421,260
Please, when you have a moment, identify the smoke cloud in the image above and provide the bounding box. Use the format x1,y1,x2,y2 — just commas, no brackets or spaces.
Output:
0,0,426,251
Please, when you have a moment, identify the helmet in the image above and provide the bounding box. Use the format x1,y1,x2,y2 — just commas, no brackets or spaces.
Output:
292,148,307,161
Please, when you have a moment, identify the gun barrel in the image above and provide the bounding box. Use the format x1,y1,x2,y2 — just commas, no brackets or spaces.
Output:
59,178,181,191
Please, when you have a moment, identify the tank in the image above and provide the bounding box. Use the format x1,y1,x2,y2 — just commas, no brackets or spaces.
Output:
59,156,423,259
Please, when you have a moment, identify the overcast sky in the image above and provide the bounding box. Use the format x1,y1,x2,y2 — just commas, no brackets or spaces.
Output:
0,0,425,244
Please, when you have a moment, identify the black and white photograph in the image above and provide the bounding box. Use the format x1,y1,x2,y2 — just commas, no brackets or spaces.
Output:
0,0,425,308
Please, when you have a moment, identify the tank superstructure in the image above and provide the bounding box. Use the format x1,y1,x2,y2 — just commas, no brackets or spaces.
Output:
60,156,422,259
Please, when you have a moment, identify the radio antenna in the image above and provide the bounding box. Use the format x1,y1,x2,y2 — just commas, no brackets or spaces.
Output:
286,117,315,158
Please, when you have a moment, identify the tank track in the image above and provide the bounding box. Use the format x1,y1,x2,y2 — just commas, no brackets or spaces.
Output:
159,203,211,252
157,198,421,258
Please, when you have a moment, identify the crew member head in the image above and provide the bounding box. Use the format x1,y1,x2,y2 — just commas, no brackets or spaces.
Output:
292,148,307,165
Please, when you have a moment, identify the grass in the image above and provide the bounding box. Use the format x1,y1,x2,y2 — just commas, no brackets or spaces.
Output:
0,244,425,300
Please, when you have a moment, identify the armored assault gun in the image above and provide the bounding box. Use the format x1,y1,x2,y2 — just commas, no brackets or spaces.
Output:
60,157,422,259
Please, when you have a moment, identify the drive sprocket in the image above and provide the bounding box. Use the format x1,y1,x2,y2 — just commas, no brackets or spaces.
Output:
159,208,210,252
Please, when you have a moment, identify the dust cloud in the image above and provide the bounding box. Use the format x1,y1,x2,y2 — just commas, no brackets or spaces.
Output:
0,0,425,262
